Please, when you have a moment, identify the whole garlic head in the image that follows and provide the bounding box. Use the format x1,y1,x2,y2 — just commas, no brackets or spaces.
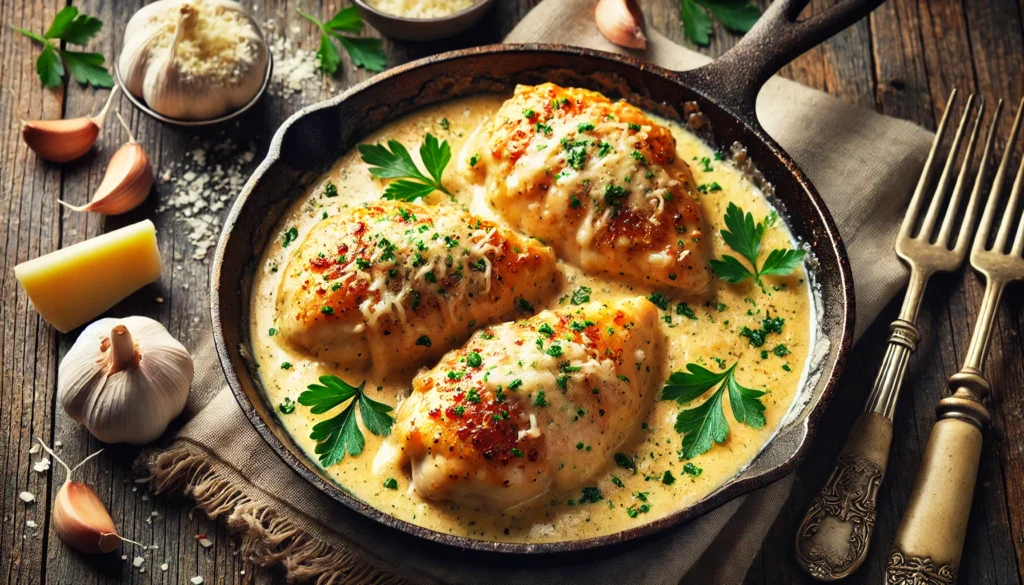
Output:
118,0,269,121
59,316,194,445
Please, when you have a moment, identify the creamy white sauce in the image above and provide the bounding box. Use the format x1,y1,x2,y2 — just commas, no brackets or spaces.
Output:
248,95,814,543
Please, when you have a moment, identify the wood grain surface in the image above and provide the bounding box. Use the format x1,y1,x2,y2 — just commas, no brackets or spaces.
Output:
1,1,1022,583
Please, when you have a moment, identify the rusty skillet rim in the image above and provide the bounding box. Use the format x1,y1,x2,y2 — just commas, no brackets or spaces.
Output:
211,44,855,555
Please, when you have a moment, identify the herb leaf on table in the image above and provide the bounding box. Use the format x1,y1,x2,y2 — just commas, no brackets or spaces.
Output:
298,375,395,466
298,7,387,73
678,0,761,47
709,202,806,293
358,134,453,201
662,362,766,459
13,6,113,88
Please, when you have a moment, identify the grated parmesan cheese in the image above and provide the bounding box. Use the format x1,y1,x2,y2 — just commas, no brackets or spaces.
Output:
367,0,475,18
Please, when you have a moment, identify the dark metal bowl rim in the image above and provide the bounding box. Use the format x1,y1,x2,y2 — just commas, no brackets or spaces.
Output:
211,43,855,556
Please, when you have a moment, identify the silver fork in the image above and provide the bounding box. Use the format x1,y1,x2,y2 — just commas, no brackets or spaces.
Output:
887,96,1024,585
795,90,997,581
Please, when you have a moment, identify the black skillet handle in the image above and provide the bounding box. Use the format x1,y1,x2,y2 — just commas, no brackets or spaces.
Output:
676,0,885,128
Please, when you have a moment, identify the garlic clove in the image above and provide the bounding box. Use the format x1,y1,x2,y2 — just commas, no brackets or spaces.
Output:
22,86,120,163
59,112,153,215
595,0,648,50
53,481,122,554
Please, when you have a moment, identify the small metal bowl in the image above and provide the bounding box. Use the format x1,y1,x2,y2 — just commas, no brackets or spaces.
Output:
353,0,497,42
115,53,273,127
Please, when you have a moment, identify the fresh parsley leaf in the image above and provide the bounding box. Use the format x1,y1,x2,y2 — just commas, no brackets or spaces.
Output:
298,8,387,73
664,362,767,458
570,286,592,305
709,203,806,292
679,0,761,46
14,6,112,88
358,135,452,201
680,0,713,45
298,375,395,466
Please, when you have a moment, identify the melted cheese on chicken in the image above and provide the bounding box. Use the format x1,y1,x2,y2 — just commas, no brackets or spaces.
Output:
462,83,712,296
276,201,558,374
380,297,662,509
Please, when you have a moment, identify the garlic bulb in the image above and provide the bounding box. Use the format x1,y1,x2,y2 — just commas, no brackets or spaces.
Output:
118,0,269,120
59,316,194,445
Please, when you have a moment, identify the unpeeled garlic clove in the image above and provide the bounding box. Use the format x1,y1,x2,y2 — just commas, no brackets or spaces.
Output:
595,0,647,50
22,86,120,163
59,112,153,215
53,481,122,554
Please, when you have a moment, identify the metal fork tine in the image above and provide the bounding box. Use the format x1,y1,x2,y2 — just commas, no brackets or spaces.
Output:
997,98,1024,253
899,89,959,241
939,99,985,249
920,95,976,241
975,96,1024,254
1009,151,1024,256
952,99,1002,254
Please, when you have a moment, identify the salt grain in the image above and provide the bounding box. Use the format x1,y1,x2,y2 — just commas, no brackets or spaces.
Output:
32,458,50,473
28,444,40,454
198,537,213,548
191,576,205,584
160,563,169,571
26,520,37,528
133,556,145,567
18,491,35,504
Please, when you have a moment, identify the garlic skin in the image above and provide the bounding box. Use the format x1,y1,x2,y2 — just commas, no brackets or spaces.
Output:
59,112,153,215
118,0,269,121
595,0,647,50
22,87,119,163
59,316,193,445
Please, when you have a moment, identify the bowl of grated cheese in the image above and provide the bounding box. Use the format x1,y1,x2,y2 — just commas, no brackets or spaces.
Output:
353,0,497,41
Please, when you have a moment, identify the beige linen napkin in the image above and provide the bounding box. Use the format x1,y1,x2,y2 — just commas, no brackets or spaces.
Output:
140,1,935,583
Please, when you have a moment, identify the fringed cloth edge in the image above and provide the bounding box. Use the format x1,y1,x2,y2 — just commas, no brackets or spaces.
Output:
135,441,410,585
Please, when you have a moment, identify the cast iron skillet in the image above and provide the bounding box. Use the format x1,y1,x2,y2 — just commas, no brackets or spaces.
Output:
212,0,878,556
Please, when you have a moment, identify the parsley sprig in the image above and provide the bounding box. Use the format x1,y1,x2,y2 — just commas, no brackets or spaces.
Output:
709,203,806,293
679,0,761,46
298,7,387,73
298,375,395,466
13,7,113,88
358,134,452,201
662,362,766,459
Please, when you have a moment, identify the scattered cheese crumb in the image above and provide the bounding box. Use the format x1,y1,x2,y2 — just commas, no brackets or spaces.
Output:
160,563,169,572
265,21,319,97
366,0,474,18
29,444,40,454
133,556,145,568
18,491,35,504
32,458,50,473
198,537,213,548
54,441,62,447
191,576,205,584
26,520,37,528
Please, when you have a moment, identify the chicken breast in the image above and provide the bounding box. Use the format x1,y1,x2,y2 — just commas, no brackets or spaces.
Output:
275,201,558,374
462,83,712,296
381,297,662,509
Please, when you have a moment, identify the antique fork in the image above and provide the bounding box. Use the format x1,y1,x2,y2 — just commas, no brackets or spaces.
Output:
794,90,998,581
887,96,1024,585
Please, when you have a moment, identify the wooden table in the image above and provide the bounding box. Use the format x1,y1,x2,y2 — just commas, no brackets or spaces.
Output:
2,1,1022,583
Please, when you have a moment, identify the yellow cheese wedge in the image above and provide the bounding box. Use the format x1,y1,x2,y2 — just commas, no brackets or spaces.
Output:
14,220,162,333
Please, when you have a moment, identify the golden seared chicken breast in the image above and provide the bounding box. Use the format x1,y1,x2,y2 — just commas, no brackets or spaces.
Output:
275,201,557,374
381,297,662,509
463,83,712,295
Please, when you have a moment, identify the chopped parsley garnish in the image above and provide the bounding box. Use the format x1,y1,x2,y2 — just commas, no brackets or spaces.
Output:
468,154,480,167
675,302,698,320
278,397,296,415
439,117,450,131
383,477,398,489
535,122,553,136
630,150,648,165
662,361,766,458
281,362,293,370
424,271,437,283
598,141,613,157
523,108,536,119
579,487,604,504
466,388,481,403
709,203,806,293
298,375,395,466
320,306,335,315
538,323,555,337
604,183,629,207
647,293,670,310
533,391,548,407
282,227,299,247
773,344,790,357
577,122,595,133
612,476,625,488
570,320,595,331
356,258,372,270
268,327,278,336
415,335,431,347
508,379,523,390
661,470,676,485
615,453,637,474
562,138,589,170
324,181,338,197
571,286,592,305
511,448,524,457
469,258,487,272
628,123,642,131
682,462,703,476
358,134,452,201
556,375,570,389
517,296,535,313
466,352,483,368
546,344,563,358
782,364,792,372
297,7,387,73
740,314,785,348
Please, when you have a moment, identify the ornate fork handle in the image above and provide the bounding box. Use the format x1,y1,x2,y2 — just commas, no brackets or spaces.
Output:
795,319,919,580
